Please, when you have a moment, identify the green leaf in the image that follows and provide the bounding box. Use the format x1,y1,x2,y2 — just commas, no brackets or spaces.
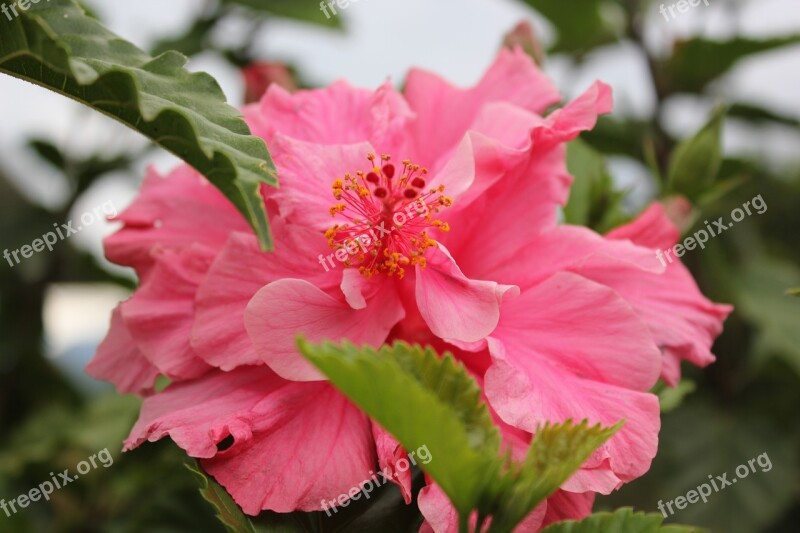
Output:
298,339,618,531
222,0,343,28
541,507,705,532
735,257,800,374
667,36,800,92
564,138,628,232
667,106,726,200
728,102,800,129
185,461,258,533
786,287,800,297
487,421,622,533
0,0,277,249
520,0,624,55
654,380,696,413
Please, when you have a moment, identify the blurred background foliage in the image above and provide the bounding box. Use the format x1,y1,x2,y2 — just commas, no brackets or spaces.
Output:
0,0,798,531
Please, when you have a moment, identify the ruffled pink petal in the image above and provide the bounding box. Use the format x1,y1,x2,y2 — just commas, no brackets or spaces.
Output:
371,422,413,504
485,272,662,493
245,278,405,381
530,82,612,150
269,135,377,230
490,271,661,391
245,80,412,154
475,224,664,293
595,204,733,384
86,305,160,394
124,367,375,514
418,483,547,533
439,84,614,278
405,47,560,168
415,245,519,344
541,490,595,528
120,245,214,381
105,165,249,277
192,222,335,371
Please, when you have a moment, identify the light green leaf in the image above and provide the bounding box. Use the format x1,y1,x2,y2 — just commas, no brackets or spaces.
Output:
0,0,277,249
487,421,621,533
298,339,500,513
541,507,705,532
298,339,618,531
667,106,726,200
564,138,628,232
653,380,696,413
185,461,258,533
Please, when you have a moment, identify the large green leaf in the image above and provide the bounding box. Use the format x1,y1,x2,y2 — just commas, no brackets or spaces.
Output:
667,106,725,200
541,507,705,532
298,339,618,531
0,0,277,249
666,36,800,92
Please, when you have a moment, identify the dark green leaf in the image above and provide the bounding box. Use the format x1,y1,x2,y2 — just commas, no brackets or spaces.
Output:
0,0,277,249
667,36,800,92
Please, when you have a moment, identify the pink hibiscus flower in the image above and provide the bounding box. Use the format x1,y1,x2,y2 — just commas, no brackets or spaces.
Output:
87,48,731,531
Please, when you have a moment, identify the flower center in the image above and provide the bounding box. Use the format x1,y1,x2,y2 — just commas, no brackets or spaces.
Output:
326,154,453,279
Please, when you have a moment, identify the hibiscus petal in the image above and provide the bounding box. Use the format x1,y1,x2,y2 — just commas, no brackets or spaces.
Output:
120,245,214,381
105,165,249,277
439,85,614,278
541,490,595,528
405,47,560,168
596,203,733,384
492,271,661,390
246,80,412,153
269,135,377,230
192,223,334,371
415,245,519,344
484,272,662,492
371,422,413,504
473,224,665,292
418,483,547,533
124,367,376,514
485,353,659,493
86,305,160,394
245,278,405,381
